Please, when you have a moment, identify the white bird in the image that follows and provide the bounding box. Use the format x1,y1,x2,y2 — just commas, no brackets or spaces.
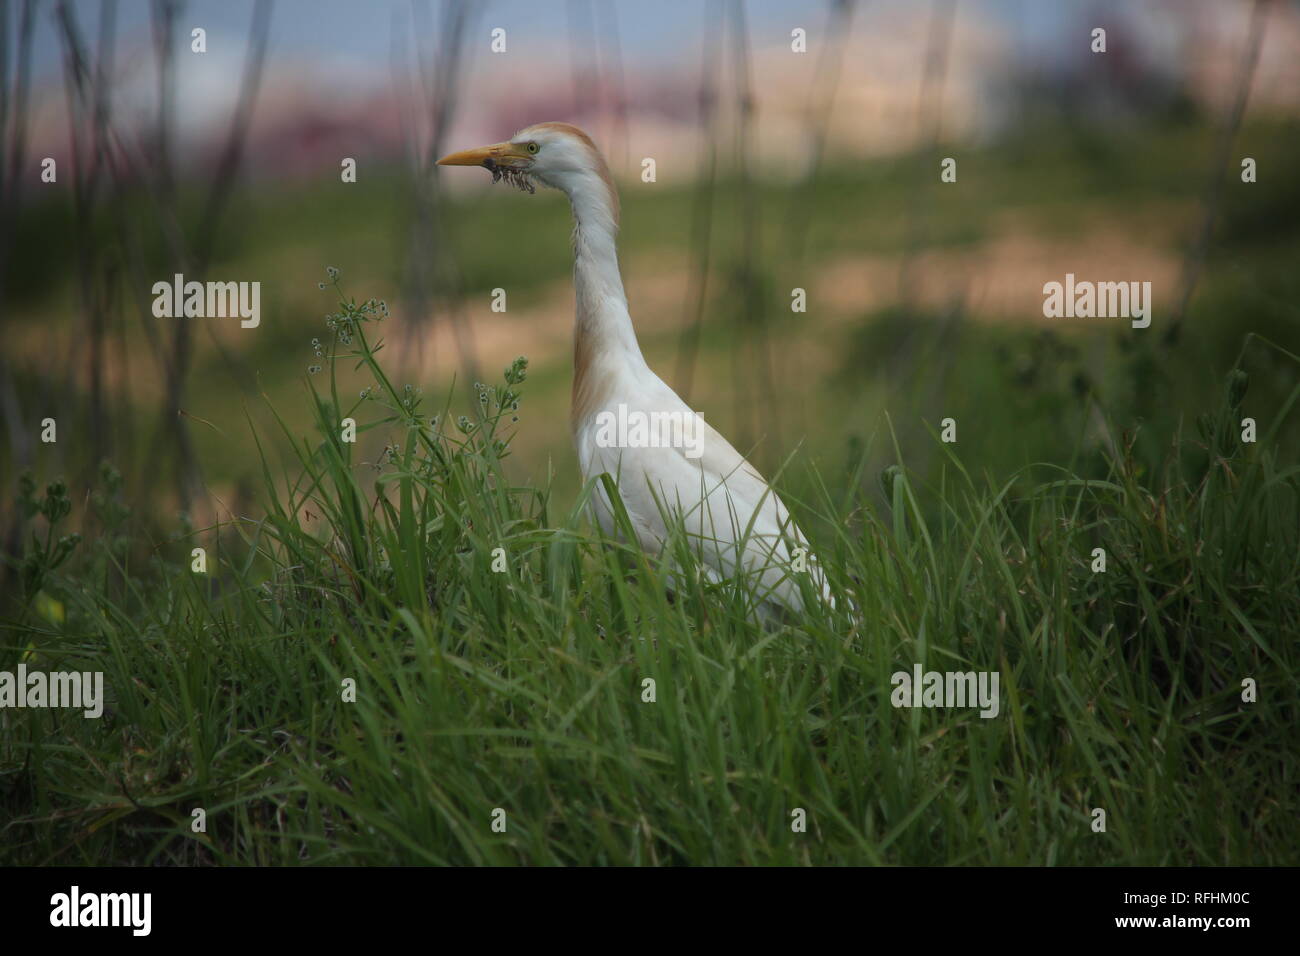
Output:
438,123,834,616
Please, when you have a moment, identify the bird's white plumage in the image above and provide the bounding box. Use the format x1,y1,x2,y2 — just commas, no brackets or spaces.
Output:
440,122,833,615
574,359,833,613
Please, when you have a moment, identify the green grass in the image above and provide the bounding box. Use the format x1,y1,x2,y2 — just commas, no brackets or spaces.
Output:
2,280,1296,866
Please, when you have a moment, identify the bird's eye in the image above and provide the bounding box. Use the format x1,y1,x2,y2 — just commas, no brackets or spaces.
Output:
526,142,539,154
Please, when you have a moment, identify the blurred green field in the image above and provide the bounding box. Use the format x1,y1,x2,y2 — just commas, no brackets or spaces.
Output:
5,117,1299,520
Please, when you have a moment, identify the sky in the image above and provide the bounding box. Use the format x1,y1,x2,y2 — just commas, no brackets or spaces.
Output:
16,0,1070,85
14,0,1288,180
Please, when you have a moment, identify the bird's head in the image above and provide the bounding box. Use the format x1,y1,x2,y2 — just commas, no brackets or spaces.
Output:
437,122,619,224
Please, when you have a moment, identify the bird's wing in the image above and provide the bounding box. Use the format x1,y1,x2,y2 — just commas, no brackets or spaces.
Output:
577,381,833,613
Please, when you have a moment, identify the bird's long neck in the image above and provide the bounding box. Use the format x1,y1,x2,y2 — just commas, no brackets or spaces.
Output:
566,172,644,430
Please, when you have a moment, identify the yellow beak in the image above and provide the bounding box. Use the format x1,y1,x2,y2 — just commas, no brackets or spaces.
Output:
436,141,531,169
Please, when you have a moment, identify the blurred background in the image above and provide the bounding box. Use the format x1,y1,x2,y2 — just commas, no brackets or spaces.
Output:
2,0,1298,542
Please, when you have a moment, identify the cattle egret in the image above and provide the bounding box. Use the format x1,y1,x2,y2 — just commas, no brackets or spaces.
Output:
438,123,834,615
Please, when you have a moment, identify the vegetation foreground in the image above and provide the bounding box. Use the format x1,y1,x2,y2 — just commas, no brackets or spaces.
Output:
2,284,1297,866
